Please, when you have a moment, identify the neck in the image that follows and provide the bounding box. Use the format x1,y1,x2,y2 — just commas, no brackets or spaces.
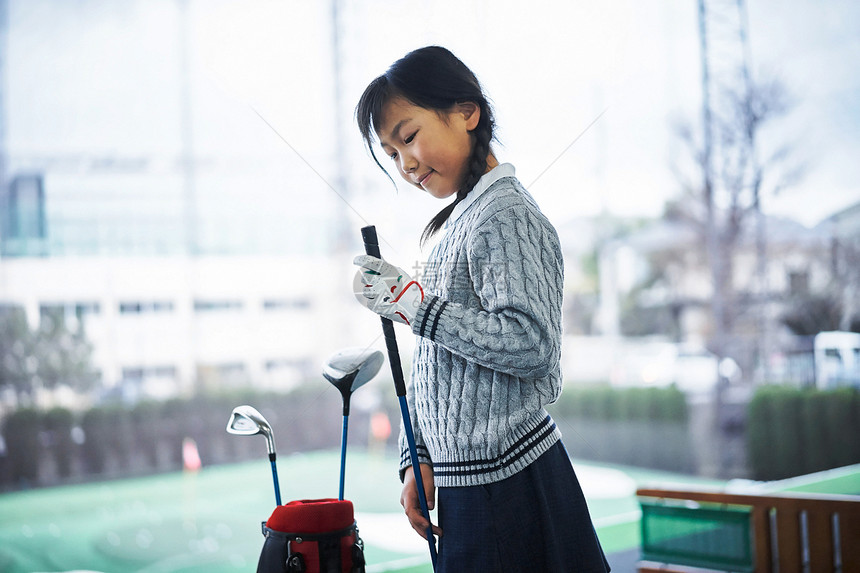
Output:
485,153,499,173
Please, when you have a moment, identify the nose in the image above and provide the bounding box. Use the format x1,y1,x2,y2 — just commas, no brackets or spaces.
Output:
400,153,418,173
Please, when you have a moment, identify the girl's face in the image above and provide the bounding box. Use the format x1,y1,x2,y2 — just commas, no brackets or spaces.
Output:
377,97,480,200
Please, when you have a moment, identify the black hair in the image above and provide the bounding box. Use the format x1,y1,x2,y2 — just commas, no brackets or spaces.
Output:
355,46,496,245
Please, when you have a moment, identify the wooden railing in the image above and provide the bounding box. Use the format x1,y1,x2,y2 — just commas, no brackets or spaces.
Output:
637,487,860,573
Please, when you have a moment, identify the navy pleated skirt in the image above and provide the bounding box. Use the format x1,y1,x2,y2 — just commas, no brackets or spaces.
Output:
436,441,610,572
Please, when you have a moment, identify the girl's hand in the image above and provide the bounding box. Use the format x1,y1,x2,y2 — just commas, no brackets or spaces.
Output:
400,463,442,540
353,255,425,326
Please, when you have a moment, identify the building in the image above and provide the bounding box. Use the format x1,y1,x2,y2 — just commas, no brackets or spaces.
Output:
0,0,385,405
594,208,855,383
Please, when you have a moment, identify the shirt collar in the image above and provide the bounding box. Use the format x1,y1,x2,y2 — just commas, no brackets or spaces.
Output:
447,162,516,226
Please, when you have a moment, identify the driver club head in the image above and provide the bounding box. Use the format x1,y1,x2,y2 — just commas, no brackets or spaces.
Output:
226,405,276,456
323,347,384,406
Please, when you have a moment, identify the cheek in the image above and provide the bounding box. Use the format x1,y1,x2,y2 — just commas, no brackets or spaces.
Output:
395,163,410,181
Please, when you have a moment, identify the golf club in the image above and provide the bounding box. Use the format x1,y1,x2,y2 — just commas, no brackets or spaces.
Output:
361,225,438,571
323,346,385,500
226,405,282,506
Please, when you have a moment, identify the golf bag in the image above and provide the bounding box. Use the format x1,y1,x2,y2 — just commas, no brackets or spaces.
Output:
257,498,365,573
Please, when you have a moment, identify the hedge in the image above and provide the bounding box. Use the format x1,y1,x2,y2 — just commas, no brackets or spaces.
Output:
0,386,396,490
747,386,860,481
551,384,688,423
2,408,42,485
43,407,75,478
546,384,693,473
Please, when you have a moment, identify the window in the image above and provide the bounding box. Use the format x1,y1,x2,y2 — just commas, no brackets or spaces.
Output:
194,300,243,312
824,348,843,364
122,365,177,379
75,302,101,316
196,362,248,389
1,174,47,257
119,301,174,314
39,302,101,330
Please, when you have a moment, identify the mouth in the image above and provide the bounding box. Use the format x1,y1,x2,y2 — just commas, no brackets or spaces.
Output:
416,170,433,187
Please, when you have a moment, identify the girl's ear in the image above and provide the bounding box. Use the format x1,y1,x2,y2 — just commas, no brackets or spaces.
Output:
455,101,481,131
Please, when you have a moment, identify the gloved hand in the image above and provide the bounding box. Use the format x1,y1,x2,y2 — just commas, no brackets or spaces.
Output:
353,255,425,326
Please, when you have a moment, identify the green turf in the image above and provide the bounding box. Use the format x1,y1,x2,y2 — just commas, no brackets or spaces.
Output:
7,452,854,572
0,451,723,573
769,464,860,496
0,452,413,573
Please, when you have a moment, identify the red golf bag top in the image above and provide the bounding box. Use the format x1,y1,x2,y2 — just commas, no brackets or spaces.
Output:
257,498,365,573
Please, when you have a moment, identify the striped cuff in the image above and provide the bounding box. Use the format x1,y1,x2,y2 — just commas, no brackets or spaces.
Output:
412,294,449,341
399,443,433,482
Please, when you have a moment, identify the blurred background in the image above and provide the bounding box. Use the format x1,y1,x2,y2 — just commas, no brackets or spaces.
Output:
0,0,859,570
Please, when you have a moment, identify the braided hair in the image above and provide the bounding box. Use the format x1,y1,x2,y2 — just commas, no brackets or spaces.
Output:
355,46,496,246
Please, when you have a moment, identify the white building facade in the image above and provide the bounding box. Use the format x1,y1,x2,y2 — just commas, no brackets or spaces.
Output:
0,254,373,402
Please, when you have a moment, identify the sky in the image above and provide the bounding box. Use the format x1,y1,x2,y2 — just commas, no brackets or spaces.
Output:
4,0,859,259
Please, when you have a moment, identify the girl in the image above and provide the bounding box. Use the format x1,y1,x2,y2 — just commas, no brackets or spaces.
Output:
353,46,610,572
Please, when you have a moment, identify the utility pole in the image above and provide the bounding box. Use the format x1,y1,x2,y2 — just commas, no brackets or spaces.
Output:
0,0,8,259
697,0,761,367
698,0,721,358
178,0,198,258
697,0,760,479
737,0,770,384
330,0,351,255
328,0,357,354
178,0,199,395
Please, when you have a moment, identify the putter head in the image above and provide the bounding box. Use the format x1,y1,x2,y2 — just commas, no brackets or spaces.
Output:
226,405,276,456
323,347,384,407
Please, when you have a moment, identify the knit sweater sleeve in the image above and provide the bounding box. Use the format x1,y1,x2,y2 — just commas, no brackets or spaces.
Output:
411,204,564,378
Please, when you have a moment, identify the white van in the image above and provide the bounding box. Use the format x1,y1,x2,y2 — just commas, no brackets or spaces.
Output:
814,331,860,389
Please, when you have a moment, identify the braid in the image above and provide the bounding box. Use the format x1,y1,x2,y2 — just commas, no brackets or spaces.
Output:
461,115,492,197
420,109,495,246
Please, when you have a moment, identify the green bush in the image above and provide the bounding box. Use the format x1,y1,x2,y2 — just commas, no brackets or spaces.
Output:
549,385,692,472
3,408,42,485
747,386,860,480
43,407,75,478
552,384,687,423
81,406,131,474
826,388,860,467
130,401,163,469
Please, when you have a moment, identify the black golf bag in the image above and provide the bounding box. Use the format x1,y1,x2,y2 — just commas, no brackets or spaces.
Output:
257,498,365,573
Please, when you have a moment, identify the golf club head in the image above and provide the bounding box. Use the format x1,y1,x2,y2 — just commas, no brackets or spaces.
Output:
323,347,384,412
226,405,276,456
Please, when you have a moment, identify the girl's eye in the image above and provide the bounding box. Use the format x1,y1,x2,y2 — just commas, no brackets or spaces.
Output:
404,132,417,144
389,152,398,160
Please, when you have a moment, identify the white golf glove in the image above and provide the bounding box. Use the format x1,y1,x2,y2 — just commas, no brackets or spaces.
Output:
353,255,425,326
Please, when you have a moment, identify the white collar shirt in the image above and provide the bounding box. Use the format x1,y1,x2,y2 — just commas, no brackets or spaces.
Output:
446,162,516,227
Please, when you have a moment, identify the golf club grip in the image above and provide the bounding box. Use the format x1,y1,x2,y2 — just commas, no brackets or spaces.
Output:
361,225,407,397
360,225,382,258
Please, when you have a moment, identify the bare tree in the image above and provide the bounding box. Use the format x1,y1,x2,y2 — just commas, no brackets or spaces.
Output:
670,74,803,371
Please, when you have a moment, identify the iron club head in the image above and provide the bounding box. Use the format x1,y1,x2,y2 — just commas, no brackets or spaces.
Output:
226,404,282,506
226,404,276,456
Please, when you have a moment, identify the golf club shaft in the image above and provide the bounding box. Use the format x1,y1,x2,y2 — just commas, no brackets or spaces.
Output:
339,415,348,501
362,225,438,570
269,454,282,506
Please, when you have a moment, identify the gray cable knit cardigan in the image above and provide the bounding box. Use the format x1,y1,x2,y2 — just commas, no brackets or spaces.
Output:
402,171,564,488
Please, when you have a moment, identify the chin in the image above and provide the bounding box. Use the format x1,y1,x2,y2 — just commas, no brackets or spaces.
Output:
429,188,457,200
